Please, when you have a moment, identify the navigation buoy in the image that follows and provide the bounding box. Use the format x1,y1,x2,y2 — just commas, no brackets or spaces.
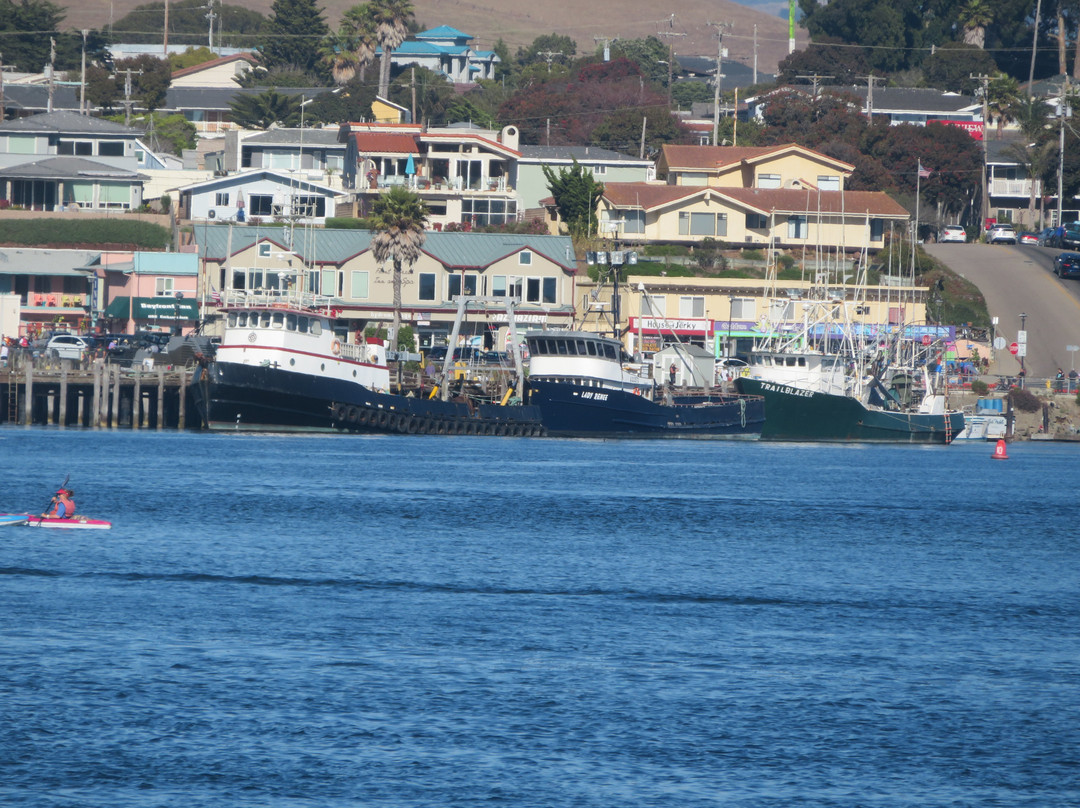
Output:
991,439,1009,460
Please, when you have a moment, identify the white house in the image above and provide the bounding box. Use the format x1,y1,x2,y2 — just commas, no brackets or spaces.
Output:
175,169,341,224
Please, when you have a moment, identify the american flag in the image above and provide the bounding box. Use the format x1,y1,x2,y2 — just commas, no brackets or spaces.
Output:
918,163,932,179
209,286,222,304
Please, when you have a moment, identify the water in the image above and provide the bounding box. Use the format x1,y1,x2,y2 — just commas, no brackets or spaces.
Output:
1,430,1078,807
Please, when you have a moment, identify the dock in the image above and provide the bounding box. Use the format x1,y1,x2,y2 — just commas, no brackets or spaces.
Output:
1,356,197,429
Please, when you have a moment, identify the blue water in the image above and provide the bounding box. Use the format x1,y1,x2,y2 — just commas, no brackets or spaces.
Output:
1,430,1078,807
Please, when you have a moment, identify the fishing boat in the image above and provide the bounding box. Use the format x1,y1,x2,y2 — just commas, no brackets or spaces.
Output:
192,293,544,435
525,330,764,438
0,514,28,527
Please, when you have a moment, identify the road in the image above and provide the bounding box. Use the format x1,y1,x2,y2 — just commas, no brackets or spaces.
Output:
924,242,1080,379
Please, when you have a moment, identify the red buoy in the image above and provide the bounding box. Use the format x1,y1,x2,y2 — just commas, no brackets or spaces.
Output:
991,439,1009,460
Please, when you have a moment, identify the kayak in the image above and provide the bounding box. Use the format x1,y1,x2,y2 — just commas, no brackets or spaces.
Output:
0,513,28,527
23,514,112,530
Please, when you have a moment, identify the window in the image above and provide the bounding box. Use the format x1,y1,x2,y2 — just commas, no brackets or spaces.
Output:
321,269,340,297
641,293,665,316
870,218,885,241
448,273,478,298
680,212,717,236
730,297,755,319
293,195,326,217
462,198,517,227
249,195,273,216
679,296,705,317
526,277,541,303
746,212,768,230
258,243,272,257
99,184,130,209
788,215,808,239
768,300,794,321
588,164,606,175
715,213,728,238
758,173,781,189
58,140,93,156
542,277,557,304
817,175,840,191
680,172,709,186
491,275,506,297
215,192,230,206
418,273,436,301
519,251,532,265
98,141,124,157
350,270,369,299
623,209,645,234
155,277,174,296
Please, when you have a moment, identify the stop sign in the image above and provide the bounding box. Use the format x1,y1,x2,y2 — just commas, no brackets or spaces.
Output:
1009,342,1019,355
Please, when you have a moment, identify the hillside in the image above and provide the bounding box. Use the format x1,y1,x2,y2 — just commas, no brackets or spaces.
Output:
61,0,808,74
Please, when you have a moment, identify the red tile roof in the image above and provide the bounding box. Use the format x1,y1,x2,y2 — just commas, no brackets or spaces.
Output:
351,132,420,154
602,183,706,209
661,143,854,173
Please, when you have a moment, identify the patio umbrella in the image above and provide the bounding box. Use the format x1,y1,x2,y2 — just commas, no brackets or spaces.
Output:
405,154,415,175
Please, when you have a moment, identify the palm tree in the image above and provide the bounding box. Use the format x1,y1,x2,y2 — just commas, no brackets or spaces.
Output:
323,4,379,85
958,0,992,49
369,0,414,97
228,90,302,130
369,186,428,348
986,73,1022,136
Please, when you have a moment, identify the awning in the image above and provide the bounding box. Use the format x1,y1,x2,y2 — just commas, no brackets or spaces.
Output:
103,296,198,320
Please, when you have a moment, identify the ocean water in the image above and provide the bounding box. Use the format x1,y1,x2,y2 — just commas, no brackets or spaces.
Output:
1,429,1078,807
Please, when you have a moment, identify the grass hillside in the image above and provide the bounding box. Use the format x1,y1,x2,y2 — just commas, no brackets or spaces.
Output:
62,0,807,73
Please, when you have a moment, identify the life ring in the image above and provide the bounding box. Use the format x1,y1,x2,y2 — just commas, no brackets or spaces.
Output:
633,387,642,396
331,339,341,356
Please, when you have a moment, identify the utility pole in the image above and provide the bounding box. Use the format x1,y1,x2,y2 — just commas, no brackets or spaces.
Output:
752,24,758,86
121,67,144,126
593,36,618,63
80,30,88,115
164,0,169,55
536,51,563,73
707,22,730,147
795,72,832,99
0,53,5,122
1057,78,1069,226
856,72,882,119
205,0,217,52
46,38,55,113
656,15,685,108
972,72,991,229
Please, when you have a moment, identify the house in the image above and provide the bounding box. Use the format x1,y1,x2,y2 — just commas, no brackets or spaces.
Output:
745,85,982,130
224,126,347,188
174,169,341,224
338,121,521,229
96,252,200,334
0,111,147,211
171,53,260,89
193,227,577,348
513,145,654,211
0,247,98,337
388,26,500,85
597,143,909,249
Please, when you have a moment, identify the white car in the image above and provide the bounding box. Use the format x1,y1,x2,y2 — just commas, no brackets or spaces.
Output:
940,225,967,243
46,334,93,360
988,224,1017,244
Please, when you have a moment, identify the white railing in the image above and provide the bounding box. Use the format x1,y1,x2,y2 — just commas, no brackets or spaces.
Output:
990,178,1040,197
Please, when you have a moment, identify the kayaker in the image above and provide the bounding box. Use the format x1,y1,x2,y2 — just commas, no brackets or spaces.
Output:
44,489,75,519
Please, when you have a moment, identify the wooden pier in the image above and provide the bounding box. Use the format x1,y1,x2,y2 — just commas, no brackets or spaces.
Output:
1,357,199,429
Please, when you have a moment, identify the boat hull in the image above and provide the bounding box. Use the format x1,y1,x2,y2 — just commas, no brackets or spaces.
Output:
17,515,112,529
735,377,964,443
528,381,764,438
193,362,544,436
0,514,28,527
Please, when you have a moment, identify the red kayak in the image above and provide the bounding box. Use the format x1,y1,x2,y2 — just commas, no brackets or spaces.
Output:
22,514,112,530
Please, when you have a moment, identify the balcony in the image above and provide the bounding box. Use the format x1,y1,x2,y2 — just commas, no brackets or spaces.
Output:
989,177,1041,198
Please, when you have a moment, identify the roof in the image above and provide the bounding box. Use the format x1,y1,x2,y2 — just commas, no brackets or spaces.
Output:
518,145,652,166
171,53,259,80
193,227,576,271
820,85,980,114
242,128,345,148
0,156,141,181
351,132,420,154
175,169,337,195
603,182,910,218
0,110,143,137
0,247,99,276
416,25,471,40
162,86,322,112
660,143,855,173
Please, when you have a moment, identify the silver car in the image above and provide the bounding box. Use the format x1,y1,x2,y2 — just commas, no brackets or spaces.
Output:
987,224,1017,244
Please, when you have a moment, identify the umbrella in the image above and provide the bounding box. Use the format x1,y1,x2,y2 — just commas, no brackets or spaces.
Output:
405,154,415,175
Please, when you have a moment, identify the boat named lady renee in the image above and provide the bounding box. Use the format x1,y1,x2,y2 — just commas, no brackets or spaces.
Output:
525,330,764,438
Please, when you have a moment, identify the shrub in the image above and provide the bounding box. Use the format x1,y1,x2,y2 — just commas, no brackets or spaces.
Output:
325,217,368,229
741,248,765,261
777,254,796,271
1007,387,1041,413
969,379,989,396
0,219,171,249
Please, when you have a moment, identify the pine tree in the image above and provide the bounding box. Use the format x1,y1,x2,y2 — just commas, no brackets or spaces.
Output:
258,0,329,75
542,158,604,241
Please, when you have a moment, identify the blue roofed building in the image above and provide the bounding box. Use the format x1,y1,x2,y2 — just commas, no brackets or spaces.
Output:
387,26,499,85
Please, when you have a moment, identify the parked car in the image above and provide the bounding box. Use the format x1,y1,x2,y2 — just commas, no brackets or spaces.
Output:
1038,227,1058,246
939,225,967,243
1053,252,1080,279
1018,231,1040,245
987,224,1017,244
45,334,94,360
